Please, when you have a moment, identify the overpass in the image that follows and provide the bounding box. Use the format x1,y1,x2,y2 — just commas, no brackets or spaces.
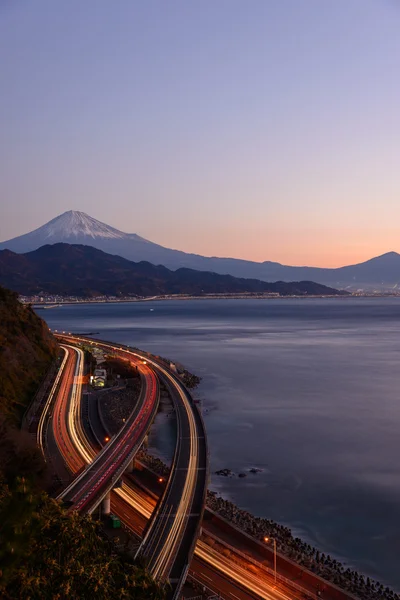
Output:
57,362,158,514
136,367,208,596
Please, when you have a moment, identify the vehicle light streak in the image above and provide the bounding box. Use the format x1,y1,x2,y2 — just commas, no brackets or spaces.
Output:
37,346,68,454
111,483,296,600
58,363,158,515
195,540,293,600
67,346,93,464
51,346,86,473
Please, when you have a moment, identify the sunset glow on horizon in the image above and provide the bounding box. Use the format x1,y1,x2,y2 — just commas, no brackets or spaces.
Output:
1,1,399,268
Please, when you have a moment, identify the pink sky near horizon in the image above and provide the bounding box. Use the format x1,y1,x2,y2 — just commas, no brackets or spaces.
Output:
146,224,397,268
1,1,399,269
1,206,398,269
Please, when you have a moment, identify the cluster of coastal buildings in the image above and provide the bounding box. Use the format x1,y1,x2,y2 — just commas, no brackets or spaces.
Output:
23,292,288,305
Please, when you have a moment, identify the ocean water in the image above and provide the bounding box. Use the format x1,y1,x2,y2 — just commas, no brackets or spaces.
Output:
42,298,400,588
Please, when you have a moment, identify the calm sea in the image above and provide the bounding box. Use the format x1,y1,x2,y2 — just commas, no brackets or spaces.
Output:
42,298,400,588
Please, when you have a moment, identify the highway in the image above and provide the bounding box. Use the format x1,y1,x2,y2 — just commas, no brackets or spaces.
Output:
55,334,208,600
137,368,208,594
37,345,68,455
50,345,87,473
57,362,158,514
110,480,296,600
104,474,299,600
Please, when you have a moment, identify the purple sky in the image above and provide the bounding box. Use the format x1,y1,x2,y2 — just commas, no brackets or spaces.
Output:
1,1,399,266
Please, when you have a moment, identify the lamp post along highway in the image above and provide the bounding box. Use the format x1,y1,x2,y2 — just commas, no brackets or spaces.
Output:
264,536,277,583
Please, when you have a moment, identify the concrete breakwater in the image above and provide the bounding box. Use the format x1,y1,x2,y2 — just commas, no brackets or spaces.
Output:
137,449,398,600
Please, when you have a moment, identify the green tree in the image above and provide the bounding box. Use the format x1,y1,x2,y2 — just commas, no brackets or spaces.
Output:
0,482,164,599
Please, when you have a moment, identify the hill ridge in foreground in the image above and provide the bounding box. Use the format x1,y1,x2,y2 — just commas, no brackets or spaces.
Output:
0,285,57,421
0,243,347,298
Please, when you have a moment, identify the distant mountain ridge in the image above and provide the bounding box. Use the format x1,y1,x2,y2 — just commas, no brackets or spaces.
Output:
1,211,400,290
0,244,345,297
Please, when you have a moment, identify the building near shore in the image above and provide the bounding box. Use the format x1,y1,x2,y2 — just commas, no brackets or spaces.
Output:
93,368,107,387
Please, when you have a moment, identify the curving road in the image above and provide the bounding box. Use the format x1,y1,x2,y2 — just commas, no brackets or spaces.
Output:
58,362,158,514
136,367,208,595
51,345,87,473
37,345,68,456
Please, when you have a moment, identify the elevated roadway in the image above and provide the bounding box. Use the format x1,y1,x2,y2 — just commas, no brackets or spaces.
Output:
57,363,158,514
137,368,208,594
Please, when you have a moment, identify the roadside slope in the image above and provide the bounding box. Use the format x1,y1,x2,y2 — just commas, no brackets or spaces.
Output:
0,285,57,422
0,284,165,599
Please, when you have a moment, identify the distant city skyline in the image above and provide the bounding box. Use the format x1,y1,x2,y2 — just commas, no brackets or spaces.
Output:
1,1,400,268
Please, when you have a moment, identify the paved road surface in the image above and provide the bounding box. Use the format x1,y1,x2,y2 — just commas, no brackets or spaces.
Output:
58,362,158,514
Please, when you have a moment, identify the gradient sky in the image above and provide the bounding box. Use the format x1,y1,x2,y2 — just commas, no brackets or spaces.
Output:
1,1,400,267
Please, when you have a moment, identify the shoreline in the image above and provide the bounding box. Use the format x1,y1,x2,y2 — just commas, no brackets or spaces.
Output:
28,294,400,309
139,448,398,599
28,293,400,307
30,294,348,306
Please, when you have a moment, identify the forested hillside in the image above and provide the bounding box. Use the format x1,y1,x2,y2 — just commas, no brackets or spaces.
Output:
0,420,164,599
0,285,164,599
0,244,347,297
0,285,57,422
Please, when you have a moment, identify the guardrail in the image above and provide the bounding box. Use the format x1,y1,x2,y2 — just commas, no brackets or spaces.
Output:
202,530,318,600
186,573,225,599
37,347,69,455
22,354,61,433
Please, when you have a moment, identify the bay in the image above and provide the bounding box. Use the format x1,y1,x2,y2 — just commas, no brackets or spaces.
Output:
42,297,400,588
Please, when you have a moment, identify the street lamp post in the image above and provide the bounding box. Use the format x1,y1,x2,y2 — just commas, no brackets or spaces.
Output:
264,536,277,583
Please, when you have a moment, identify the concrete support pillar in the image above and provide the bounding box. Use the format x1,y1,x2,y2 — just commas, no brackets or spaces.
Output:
102,492,111,515
125,458,134,473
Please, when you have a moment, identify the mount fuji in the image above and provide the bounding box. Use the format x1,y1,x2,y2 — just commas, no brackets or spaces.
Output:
1,210,400,290
0,210,178,264
0,210,146,244
1,210,289,276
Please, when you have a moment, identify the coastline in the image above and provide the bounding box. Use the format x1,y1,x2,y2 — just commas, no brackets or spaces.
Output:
28,293,400,308
57,328,398,598
139,448,398,600
29,293,353,307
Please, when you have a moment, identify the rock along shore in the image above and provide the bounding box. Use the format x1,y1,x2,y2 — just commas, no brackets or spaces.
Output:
137,449,398,600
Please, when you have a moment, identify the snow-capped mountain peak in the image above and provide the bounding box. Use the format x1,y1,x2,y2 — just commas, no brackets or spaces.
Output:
38,210,128,240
